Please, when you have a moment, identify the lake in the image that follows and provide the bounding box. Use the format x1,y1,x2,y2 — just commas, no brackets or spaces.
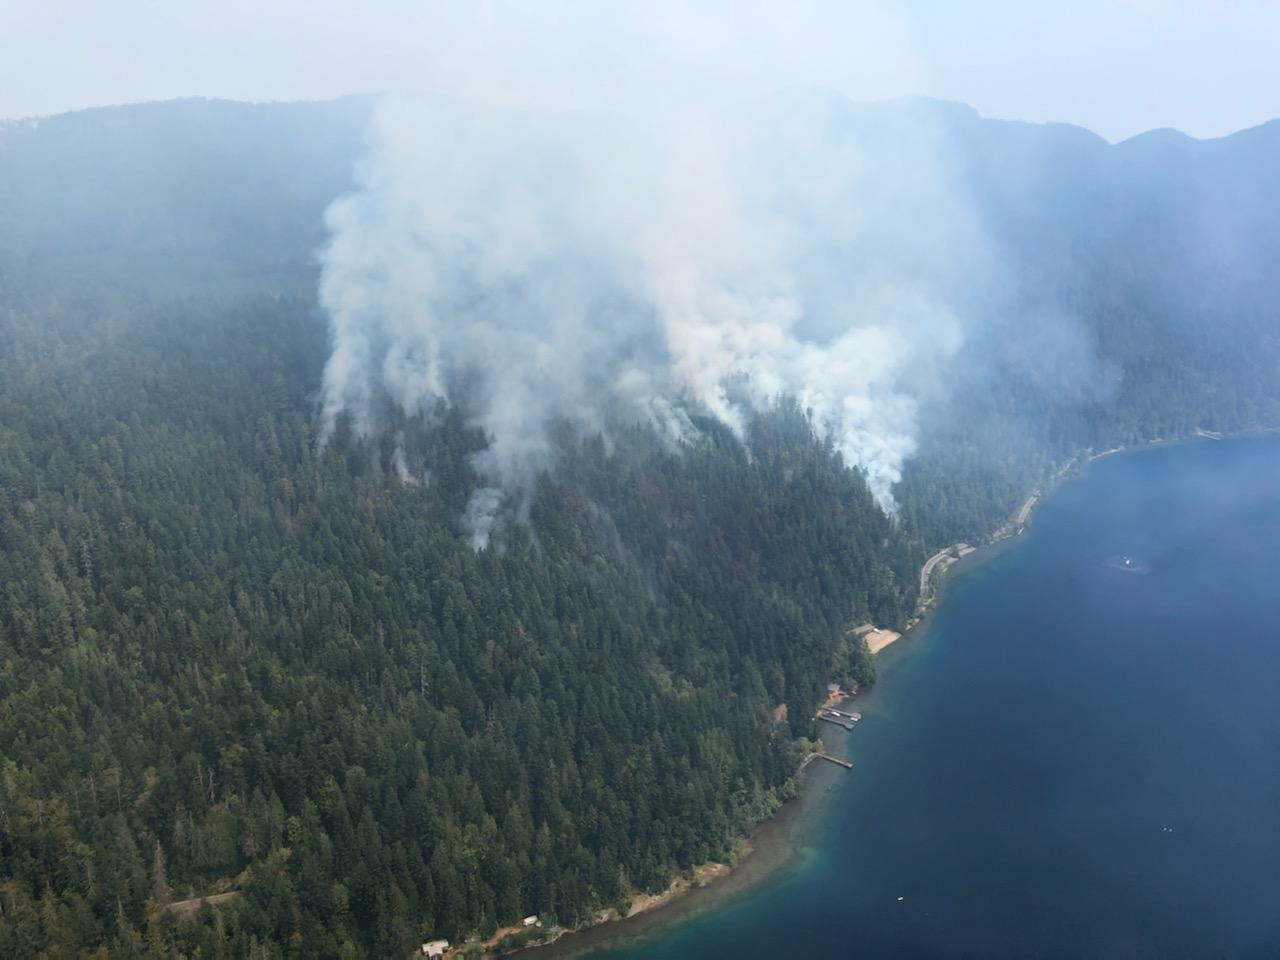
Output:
564,435,1280,959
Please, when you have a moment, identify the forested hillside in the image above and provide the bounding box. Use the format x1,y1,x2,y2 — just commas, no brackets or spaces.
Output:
0,291,904,956
1,96,1277,957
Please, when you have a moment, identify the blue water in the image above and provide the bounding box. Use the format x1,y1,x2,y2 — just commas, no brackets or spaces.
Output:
585,437,1280,959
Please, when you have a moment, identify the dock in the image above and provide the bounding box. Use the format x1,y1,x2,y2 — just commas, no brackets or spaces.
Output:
827,709,861,721
813,753,853,770
817,711,855,730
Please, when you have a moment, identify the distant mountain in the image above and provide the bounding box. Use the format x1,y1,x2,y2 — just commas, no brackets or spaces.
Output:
2,94,1276,300
0,96,372,294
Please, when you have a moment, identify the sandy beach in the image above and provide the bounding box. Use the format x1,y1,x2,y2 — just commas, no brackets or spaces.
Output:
864,627,903,654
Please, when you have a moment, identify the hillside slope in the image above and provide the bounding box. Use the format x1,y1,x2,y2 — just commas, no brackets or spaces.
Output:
1,95,1277,957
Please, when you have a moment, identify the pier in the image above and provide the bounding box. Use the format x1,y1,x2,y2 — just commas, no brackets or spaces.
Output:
817,711,855,730
813,753,853,770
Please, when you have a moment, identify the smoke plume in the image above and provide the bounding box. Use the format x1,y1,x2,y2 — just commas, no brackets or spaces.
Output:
317,4,989,541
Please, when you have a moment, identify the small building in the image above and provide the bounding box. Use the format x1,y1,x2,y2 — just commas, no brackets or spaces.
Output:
827,683,842,695
522,915,539,927
422,940,449,958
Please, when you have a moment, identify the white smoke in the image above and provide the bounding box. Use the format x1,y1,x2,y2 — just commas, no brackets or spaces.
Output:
317,3,981,539
390,438,421,486
463,487,503,551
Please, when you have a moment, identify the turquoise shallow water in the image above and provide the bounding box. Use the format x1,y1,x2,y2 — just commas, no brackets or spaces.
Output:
580,436,1280,959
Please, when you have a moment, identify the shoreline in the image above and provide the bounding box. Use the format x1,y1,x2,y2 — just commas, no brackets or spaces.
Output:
505,691,866,959
897,424,1280,644
903,432,1201,636
502,425,1274,959
506,445,1081,959
475,857,740,960
507,745,846,960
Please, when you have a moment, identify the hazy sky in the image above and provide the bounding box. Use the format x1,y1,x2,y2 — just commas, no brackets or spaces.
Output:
1,0,1276,142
